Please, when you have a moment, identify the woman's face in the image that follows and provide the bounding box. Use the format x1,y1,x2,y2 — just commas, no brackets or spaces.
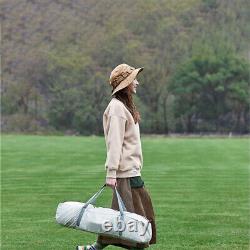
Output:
130,79,140,94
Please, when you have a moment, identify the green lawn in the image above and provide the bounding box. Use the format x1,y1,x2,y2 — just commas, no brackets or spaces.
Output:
1,135,250,249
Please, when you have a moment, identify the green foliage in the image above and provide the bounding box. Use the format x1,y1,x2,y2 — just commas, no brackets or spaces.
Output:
2,0,249,134
169,51,250,133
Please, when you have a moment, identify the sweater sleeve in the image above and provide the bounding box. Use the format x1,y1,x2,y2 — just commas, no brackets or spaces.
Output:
105,115,126,178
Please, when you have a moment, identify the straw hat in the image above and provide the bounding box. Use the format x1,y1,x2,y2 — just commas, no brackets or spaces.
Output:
109,63,144,96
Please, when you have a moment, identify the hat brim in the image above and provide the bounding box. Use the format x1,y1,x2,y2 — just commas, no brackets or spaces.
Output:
111,67,144,96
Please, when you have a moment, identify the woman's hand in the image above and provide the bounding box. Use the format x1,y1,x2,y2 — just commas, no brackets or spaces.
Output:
106,177,117,188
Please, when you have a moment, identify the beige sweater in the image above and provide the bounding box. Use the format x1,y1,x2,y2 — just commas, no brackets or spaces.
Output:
103,97,143,178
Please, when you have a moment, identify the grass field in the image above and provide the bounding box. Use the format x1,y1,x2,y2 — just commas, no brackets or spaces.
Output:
1,135,250,249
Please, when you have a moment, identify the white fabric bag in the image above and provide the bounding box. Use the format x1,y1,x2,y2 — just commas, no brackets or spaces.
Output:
55,184,152,244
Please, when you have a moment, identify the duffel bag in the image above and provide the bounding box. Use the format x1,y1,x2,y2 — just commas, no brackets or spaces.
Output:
55,184,152,244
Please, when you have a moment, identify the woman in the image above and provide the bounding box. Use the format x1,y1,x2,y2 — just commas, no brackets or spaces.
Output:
77,64,157,250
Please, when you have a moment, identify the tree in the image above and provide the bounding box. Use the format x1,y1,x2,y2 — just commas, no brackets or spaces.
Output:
169,52,250,133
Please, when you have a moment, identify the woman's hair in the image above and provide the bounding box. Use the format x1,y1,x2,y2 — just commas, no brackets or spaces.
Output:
112,84,141,124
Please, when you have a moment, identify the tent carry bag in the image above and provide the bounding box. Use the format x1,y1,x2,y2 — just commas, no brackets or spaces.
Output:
55,184,152,244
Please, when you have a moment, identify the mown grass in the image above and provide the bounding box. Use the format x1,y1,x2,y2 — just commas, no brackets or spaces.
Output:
1,135,250,249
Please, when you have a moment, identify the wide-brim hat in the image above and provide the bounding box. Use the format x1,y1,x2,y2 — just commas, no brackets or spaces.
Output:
109,63,144,96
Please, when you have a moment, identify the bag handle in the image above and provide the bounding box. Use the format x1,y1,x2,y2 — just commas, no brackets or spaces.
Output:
114,186,127,237
114,186,127,213
76,184,127,227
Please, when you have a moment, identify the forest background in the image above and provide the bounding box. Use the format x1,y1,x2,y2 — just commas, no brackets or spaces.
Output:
2,0,250,135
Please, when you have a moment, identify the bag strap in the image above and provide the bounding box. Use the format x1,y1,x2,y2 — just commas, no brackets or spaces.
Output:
114,187,127,237
114,187,127,212
76,184,127,227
